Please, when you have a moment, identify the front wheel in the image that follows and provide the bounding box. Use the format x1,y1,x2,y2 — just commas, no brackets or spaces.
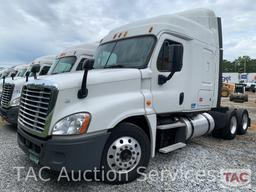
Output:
101,122,150,184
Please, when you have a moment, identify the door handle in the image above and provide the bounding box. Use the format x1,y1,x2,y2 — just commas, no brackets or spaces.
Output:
179,92,184,105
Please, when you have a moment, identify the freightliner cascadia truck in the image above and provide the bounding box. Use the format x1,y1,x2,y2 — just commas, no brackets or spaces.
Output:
0,64,30,96
17,9,250,184
0,55,55,125
0,43,97,125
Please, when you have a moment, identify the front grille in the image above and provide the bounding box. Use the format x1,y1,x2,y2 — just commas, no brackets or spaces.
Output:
1,83,15,107
18,85,58,133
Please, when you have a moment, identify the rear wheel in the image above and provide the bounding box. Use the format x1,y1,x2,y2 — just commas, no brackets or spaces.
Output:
237,109,249,135
101,122,150,184
220,110,238,140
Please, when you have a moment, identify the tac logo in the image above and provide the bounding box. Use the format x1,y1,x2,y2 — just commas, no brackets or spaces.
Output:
220,169,251,189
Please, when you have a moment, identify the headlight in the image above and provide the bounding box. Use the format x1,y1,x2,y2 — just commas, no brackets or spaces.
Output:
10,97,20,106
52,113,91,135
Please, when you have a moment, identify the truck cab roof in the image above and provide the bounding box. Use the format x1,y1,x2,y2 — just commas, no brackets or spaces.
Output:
57,43,98,58
101,8,218,48
28,55,56,76
48,42,98,75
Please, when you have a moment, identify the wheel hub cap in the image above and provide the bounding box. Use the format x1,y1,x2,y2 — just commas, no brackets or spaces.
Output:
242,114,248,130
230,116,237,134
107,136,141,173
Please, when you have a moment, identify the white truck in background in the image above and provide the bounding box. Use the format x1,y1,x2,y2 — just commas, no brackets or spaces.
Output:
17,9,250,184
0,43,97,125
48,43,98,74
0,64,30,91
0,55,55,125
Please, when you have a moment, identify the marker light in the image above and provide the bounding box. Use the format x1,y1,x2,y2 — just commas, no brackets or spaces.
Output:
123,31,128,37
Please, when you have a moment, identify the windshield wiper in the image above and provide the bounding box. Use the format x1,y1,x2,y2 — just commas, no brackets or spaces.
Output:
104,65,124,68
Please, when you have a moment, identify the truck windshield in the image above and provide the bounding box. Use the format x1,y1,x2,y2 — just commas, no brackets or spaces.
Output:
93,36,155,69
17,68,27,77
52,56,76,74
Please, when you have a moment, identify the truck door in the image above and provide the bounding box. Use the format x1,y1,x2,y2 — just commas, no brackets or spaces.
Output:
150,34,186,113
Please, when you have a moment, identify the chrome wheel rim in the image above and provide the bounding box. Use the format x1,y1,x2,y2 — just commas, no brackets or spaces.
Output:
107,136,141,173
230,116,237,134
242,113,248,130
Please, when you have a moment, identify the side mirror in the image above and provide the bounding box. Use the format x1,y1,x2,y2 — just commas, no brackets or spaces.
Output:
2,71,8,85
31,64,41,79
162,42,183,72
31,64,41,74
25,71,30,77
25,71,30,82
82,59,94,70
2,71,8,78
11,72,16,80
159,42,183,85
171,44,183,72
77,59,94,99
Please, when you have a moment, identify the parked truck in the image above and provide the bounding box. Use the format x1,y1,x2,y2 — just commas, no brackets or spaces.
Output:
17,9,250,184
0,55,55,125
0,43,97,126
0,64,30,92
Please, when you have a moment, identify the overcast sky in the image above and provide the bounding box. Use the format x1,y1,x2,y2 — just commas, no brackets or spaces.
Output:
0,0,255,67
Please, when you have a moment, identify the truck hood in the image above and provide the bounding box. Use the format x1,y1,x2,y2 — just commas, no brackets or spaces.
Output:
27,69,142,90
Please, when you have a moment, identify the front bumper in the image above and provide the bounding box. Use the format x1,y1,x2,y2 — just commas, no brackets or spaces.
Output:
0,106,19,125
17,125,110,172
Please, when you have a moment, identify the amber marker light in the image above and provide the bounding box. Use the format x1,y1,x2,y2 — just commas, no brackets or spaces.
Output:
123,31,128,37
146,100,152,106
79,114,91,134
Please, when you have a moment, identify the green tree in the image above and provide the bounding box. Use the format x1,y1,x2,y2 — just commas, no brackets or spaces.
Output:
234,56,251,73
223,59,235,72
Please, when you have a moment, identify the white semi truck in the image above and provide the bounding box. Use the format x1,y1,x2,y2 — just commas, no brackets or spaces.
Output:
0,44,97,125
17,9,250,184
0,64,30,91
0,55,55,125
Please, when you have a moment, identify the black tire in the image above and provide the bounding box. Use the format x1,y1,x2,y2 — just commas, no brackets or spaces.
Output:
220,110,238,140
237,109,249,135
101,122,150,184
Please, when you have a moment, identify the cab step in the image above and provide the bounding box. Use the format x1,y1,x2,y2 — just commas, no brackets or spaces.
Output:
159,142,186,153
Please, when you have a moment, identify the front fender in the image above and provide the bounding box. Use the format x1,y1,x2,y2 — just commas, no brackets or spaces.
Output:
49,79,145,134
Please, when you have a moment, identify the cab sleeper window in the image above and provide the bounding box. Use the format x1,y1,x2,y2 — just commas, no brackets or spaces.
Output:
157,40,183,72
